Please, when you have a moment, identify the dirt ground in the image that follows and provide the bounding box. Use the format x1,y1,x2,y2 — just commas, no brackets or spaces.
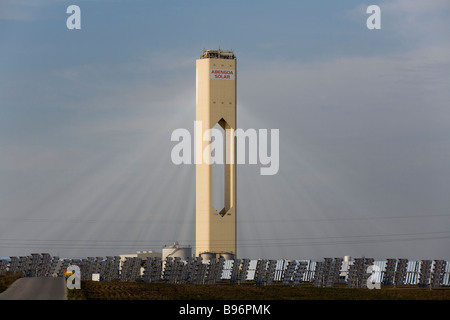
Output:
67,280,450,300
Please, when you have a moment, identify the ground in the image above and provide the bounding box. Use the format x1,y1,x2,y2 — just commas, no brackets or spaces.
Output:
2,275,449,300
0,273,22,293
66,280,450,300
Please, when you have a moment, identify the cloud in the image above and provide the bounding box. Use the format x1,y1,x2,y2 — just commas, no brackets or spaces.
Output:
0,0,54,20
234,38,450,259
241,43,450,119
346,0,450,51
0,0,122,21
0,147,61,173
1,0,450,259
5,42,450,258
380,0,450,44
0,5,32,21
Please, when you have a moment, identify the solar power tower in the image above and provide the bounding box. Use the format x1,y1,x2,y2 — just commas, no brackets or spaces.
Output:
195,49,237,258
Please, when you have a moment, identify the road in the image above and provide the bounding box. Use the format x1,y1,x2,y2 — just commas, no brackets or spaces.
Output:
0,277,67,300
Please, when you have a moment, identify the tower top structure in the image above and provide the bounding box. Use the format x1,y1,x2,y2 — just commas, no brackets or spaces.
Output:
200,49,236,60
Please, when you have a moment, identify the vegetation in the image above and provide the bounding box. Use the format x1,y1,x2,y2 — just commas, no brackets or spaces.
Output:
0,273,22,293
3,275,449,300
67,281,450,300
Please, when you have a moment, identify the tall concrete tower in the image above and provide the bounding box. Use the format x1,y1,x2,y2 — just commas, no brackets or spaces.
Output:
196,49,236,258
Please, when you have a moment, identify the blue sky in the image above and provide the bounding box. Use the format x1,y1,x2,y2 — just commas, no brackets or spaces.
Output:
1,0,450,260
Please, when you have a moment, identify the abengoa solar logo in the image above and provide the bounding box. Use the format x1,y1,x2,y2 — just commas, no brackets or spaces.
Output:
210,69,235,80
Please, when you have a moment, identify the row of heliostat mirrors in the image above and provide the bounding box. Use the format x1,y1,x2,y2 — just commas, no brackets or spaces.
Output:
0,254,448,288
